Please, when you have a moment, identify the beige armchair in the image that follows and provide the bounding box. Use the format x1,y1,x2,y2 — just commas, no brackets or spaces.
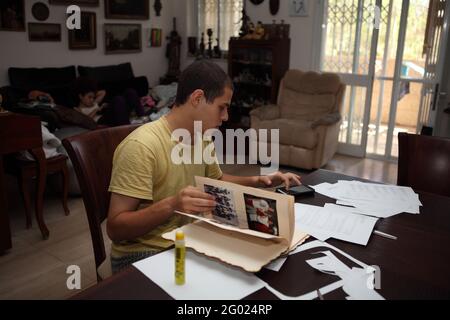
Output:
250,70,345,170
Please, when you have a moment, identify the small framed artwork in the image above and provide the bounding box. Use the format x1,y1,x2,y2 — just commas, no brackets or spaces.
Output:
289,0,309,17
105,0,149,20
0,0,25,31
104,23,142,54
28,23,61,41
48,0,99,6
69,12,96,50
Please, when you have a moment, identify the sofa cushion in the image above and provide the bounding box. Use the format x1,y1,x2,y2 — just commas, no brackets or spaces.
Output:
8,66,77,108
279,89,336,120
257,119,318,150
101,76,149,101
8,66,76,89
78,63,134,83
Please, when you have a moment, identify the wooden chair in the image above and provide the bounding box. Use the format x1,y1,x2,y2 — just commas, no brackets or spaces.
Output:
6,154,70,230
62,125,139,281
398,132,450,197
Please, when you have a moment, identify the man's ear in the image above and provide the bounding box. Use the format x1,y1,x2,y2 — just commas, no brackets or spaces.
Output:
189,89,205,107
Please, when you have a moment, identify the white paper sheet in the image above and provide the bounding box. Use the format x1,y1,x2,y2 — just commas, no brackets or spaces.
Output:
289,240,369,268
264,256,288,272
311,180,422,218
295,203,378,246
133,249,265,300
305,251,384,300
288,240,384,300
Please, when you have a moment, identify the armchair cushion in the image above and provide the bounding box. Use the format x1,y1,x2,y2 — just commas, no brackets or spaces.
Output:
279,70,343,121
250,104,280,121
279,90,336,120
256,119,318,150
283,69,342,94
311,112,342,129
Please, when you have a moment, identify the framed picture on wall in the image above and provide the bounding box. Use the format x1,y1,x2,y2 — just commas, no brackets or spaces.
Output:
104,23,142,54
49,0,99,6
69,12,96,49
289,0,309,17
105,0,149,20
28,23,61,41
0,0,25,31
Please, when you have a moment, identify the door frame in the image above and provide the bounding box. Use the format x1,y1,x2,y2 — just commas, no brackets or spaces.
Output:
313,0,381,158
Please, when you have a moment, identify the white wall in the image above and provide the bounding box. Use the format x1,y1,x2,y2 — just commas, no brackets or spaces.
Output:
0,0,176,87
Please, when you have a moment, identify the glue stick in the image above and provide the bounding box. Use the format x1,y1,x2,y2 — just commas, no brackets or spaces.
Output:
175,230,186,285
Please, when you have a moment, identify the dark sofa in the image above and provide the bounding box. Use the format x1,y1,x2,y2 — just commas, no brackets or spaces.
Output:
1,63,150,195
1,63,149,127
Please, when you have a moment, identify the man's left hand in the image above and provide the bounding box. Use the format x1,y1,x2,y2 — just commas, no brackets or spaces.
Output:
258,172,301,190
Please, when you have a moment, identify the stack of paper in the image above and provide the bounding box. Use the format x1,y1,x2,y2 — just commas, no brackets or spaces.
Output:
312,180,422,218
295,203,378,245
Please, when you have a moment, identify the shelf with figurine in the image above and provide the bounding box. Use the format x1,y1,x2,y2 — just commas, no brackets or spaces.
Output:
187,28,224,60
228,21,290,105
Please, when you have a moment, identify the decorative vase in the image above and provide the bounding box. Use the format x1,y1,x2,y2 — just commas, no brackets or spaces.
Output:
270,0,280,15
154,0,162,17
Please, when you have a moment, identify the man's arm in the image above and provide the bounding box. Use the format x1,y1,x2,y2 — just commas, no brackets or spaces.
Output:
107,186,216,242
220,172,302,190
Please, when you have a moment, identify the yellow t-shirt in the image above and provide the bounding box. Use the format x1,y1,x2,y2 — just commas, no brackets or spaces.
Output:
109,116,223,257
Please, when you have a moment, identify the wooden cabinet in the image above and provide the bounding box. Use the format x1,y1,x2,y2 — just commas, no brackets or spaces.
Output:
227,38,290,128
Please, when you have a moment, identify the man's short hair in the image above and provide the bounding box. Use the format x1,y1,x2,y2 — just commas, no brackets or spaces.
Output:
175,60,233,106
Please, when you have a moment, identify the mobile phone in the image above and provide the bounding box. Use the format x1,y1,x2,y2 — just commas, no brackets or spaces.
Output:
276,185,315,197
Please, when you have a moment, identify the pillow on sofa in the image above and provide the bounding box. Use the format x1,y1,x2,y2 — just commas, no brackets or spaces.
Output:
78,63,134,83
8,66,78,108
9,66,77,89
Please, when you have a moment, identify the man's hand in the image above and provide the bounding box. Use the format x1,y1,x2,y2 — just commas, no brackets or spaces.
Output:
258,172,302,190
173,186,216,214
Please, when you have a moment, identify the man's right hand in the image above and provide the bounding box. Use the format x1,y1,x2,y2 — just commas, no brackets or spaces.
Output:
173,186,216,214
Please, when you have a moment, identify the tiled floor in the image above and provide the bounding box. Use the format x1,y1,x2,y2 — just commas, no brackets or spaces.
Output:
0,154,397,300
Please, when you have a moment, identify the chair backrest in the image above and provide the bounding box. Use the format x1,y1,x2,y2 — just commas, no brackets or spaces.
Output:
277,70,345,121
62,125,139,270
398,132,450,197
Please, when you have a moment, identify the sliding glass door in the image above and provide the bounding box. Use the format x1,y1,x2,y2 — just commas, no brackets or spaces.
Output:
316,0,449,159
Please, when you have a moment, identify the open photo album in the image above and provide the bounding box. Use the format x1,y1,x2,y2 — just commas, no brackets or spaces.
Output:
163,176,309,272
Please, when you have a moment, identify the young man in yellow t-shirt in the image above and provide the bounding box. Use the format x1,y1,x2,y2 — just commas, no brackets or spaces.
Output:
107,60,301,273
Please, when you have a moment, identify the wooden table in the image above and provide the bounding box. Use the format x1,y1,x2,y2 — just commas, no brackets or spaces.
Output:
0,112,48,254
73,170,450,300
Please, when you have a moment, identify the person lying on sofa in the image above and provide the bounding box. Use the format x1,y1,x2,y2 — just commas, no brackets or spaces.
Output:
74,77,149,127
28,90,55,104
